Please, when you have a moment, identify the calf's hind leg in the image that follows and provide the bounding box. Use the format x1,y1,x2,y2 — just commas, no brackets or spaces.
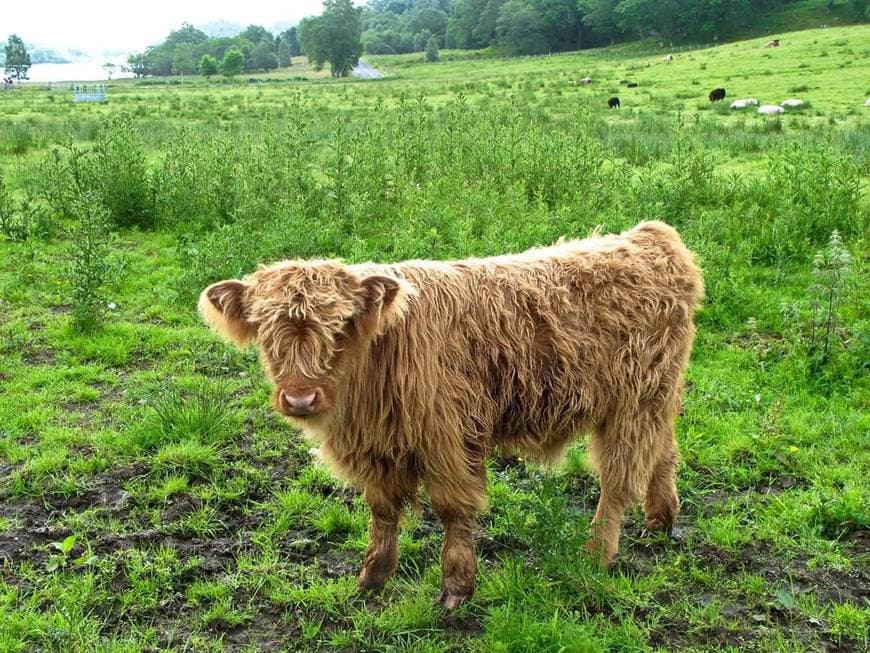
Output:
642,426,680,535
585,411,668,566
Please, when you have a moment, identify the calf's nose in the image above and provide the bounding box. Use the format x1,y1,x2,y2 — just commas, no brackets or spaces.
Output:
281,390,318,414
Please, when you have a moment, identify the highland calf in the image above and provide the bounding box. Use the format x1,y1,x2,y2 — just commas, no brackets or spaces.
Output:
199,221,703,610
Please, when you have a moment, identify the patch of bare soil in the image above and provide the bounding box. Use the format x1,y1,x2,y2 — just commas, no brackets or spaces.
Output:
636,531,869,652
22,346,56,365
0,467,144,572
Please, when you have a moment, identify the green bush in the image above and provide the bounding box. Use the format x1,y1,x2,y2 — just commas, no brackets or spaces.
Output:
66,194,118,331
90,113,155,228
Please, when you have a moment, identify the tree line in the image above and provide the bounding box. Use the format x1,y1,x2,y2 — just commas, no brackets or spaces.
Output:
127,23,301,79
119,0,870,79
365,0,869,55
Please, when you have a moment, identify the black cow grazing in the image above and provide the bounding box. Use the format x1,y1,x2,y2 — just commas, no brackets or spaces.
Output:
627,82,639,88
608,96,620,109
709,88,726,102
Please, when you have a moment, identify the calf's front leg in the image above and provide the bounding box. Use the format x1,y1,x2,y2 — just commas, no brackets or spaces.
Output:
428,466,487,610
436,511,477,610
358,475,416,592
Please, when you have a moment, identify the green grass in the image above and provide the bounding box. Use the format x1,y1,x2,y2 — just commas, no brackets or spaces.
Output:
0,23,868,652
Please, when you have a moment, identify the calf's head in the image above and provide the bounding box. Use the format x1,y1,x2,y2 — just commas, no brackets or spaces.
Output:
199,260,414,419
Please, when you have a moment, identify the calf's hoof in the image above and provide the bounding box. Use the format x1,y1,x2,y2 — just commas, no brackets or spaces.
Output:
584,538,617,568
641,523,682,541
357,568,389,593
436,589,470,612
642,513,676,535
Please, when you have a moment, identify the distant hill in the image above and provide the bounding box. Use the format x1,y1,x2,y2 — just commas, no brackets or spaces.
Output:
729,0,869,40
195,19,297,39
0,43,71,65
195,21,245,39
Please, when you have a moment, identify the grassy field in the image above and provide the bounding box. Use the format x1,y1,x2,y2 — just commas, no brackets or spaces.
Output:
1,22,868,652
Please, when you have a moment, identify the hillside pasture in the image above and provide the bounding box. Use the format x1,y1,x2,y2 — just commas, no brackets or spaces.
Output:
0,24,868,653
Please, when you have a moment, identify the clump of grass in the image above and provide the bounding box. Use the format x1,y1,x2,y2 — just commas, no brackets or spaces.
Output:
313,503,357,537
137,382,237,450
829,602,869,647
150,474,190,502
0,170,25,241
0,121,34,155
170,504,224,537
201,597,250,630
154,383,236,443
153,440,221,479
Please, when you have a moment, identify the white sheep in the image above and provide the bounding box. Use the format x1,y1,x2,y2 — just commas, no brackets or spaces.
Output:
781,99,804,108
758,104,785,115
730,98,759,109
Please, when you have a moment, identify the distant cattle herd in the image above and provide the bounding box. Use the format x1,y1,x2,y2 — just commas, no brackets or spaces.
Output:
570,37,868,112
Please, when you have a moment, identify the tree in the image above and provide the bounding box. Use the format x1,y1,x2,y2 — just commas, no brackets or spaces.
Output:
299,17,329,71
171,45,196,76
447,0,490,49
199,54,219,79
251,39,279,71
425,35,440,62
280,27,302,57
165,23,208,48
577,0,620,44
220,48,245,79
473,0,506,46
535,0,582,51
4,34,32,81
409,7,449,36
276,37,293,66
847,0,870,20
615,0,685,41
496,0,547,55
240,25,273,47
126,53,148,77
414,28,433,51
299,0,363,78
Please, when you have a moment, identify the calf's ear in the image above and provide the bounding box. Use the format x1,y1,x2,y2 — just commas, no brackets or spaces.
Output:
198,280,257,347
359,275,416,335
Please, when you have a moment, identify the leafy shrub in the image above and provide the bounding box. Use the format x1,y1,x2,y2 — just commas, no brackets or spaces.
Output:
807,232,852,364
153,128,241,232
0,171,52,241
39,115,155,229
90,113,155,228
778,231,864,389
749,143,864,263
0,170,25,241
66,195,118,331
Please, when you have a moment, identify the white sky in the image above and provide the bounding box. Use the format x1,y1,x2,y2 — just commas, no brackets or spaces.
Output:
4,0,329,54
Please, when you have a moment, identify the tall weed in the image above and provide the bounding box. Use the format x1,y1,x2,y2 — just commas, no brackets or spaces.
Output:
66,195,119,331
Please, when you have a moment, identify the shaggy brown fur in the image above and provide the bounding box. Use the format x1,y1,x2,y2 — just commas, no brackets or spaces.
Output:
199,221,703,610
